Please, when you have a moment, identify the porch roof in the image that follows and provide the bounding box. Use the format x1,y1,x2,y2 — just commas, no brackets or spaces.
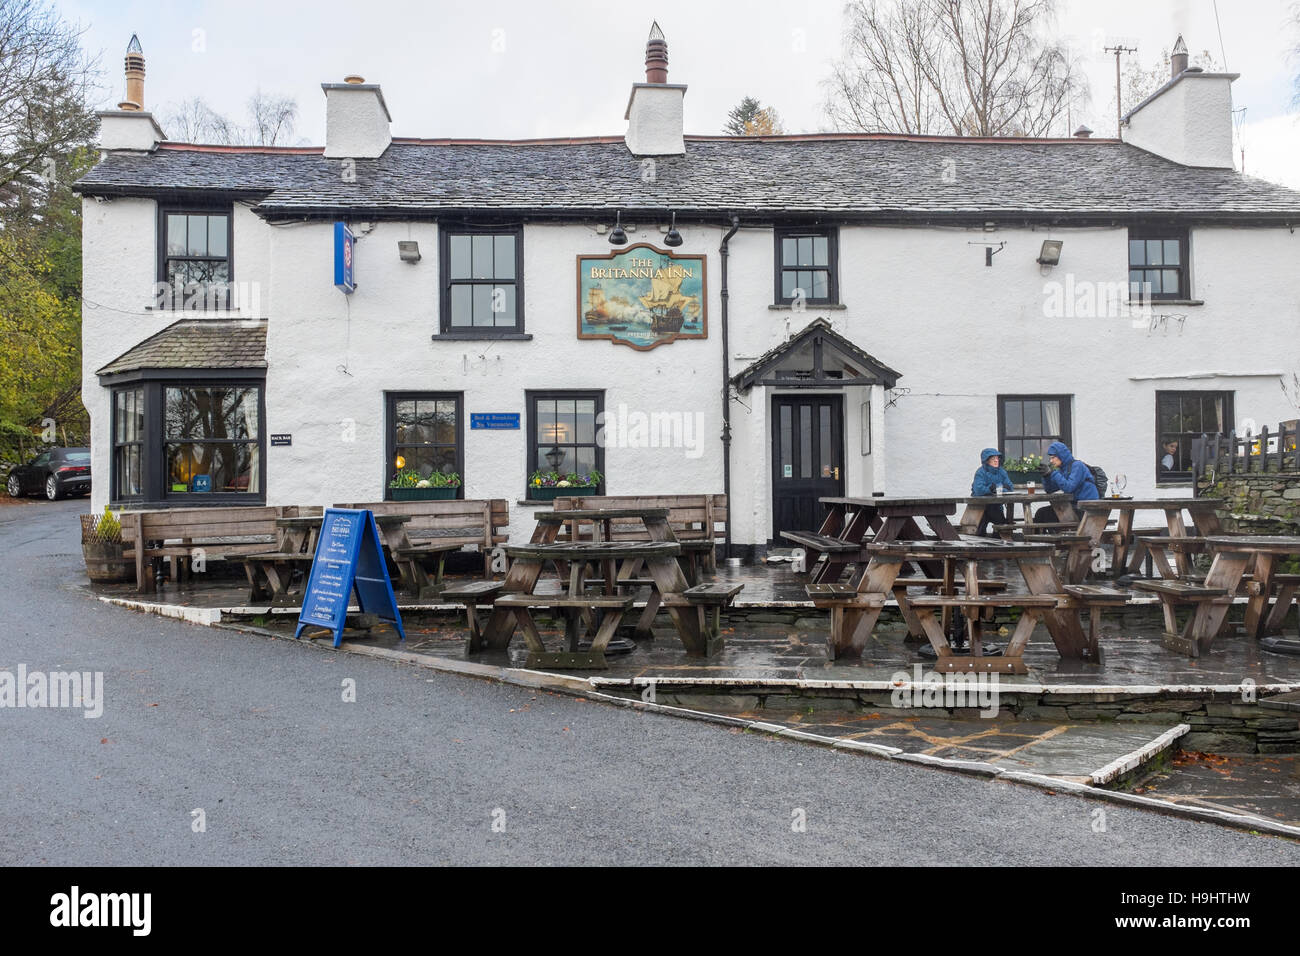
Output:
731,318,901,392
96,319,268,378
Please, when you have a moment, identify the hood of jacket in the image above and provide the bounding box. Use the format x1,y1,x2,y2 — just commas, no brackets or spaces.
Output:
1047,441,1073,466
980,447,1001,464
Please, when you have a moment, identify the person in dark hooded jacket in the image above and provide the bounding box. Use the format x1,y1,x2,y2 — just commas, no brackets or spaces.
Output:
971,447,1014,535
1038,440,1099,522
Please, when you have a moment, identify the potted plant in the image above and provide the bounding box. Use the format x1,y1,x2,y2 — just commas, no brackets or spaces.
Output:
388,469,461,501
80,505,134,583
1003,454,1044,486
528,469,602,502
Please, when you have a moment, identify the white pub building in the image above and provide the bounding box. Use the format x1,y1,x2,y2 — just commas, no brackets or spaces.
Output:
79,27,1300,559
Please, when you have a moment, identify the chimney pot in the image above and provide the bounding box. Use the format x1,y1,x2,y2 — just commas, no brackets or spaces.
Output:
1073,125,1093,138
344,75,365,84
122,33,145,111
645,20,668,83
1171,34,1189,78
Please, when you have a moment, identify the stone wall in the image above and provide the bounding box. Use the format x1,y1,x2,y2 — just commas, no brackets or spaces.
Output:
1197,470,1300,533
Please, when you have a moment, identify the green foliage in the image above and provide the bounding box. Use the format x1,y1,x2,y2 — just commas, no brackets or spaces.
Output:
529,469,603,489
388,469,462,489
96,504,121,542
1004,454,1045,473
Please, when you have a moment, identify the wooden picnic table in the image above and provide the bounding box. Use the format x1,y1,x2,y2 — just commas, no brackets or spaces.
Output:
1207,536,1300,640
471,538,728,669
1068,497,1225,583
811,538,1110,672
533,506,712,586
237,513,411,604
784,496,963,584
956,493,1076,534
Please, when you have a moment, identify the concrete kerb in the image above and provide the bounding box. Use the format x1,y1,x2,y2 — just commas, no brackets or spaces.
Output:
99,596,1300,842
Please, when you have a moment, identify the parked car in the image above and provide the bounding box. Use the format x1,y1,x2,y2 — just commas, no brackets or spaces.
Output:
5,447,92,500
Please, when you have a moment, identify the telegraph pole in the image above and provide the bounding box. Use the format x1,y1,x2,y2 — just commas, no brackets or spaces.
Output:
1105,45,1138,136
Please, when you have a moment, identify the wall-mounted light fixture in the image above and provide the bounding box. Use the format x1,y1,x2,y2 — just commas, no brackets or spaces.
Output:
609,212,628,245
1036,239,1063,266
663,211,683,247
398,240,421,263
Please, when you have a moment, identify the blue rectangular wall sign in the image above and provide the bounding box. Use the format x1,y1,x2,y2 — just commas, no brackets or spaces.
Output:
295,509,404,648
470,413,520,430
334,222,355,294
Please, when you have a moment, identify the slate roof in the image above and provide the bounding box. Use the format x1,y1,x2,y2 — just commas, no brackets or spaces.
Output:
74,135,1300,223
96,319,267,376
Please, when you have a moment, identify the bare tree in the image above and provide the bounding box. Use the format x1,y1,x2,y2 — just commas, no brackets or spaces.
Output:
246,89,298,146
160,90,299,146
824,0,1087,137
0,0,99,196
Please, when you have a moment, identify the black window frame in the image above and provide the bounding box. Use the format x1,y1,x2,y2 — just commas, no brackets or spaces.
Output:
997,394,1074,464
438,223,525,336
525,389,604,500
773,226,840,306
1155,390,1233,485
384,391,465,500
156,203,235,311
1128,227,1189,302
111,385,146,501
100,373,266,508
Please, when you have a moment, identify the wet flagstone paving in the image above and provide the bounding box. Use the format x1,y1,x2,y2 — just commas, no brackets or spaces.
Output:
1132,753,1300,827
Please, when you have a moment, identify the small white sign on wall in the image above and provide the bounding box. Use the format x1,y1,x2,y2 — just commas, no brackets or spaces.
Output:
783,464,793,478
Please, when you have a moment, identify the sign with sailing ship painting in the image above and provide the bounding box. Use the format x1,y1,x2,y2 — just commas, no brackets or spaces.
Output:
577,244,707,350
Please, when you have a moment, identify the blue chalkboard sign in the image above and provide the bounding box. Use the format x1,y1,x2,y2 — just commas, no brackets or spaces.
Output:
294,509,404,648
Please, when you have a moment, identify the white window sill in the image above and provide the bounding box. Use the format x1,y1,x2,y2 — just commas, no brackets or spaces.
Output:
768,303,847,311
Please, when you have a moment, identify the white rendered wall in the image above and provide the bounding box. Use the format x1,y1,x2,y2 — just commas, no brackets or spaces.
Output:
1123,75,1236,168
82,198,1300,544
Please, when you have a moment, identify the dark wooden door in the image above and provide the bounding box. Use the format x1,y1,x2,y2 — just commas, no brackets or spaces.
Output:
771,395,844,542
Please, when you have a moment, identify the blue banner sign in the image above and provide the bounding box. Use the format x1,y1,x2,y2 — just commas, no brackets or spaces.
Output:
334,222,355,294
470,413,521,430
294,509,404,648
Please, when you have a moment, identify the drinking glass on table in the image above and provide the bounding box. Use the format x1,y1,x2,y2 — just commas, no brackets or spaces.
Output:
1112,473,1127,498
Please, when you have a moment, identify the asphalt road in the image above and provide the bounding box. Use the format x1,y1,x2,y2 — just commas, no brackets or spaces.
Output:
1,498,1297,866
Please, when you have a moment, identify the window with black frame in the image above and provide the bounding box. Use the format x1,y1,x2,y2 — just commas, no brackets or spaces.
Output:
163,385,261,495
440,227,523,333
1128,229,1188,301
159,209,232,309
112,386,145,499
998,395,1073,463
774,228,838,305
1157,391,1231,483
387,394,462,496
527,391,603,498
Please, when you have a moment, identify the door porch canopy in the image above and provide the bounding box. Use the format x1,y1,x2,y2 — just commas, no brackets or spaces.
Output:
731,318,900,392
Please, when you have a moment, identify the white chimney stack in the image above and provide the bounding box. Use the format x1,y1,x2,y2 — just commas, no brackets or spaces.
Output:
322,76,392,159
1121,36,1238,169
98,34,165,151
624,22,686,157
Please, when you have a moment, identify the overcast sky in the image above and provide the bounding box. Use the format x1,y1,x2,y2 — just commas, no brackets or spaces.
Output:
59,0,1300,187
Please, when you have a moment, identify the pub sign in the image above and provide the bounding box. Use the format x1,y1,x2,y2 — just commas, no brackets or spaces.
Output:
577,244,706,350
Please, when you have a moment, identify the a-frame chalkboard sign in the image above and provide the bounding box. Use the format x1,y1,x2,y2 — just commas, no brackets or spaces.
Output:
294,508,406,648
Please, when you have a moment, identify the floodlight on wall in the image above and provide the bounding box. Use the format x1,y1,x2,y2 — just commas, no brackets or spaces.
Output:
663,211,683,247
398,240,421,263
1036,239,1063,266
609,211,628,245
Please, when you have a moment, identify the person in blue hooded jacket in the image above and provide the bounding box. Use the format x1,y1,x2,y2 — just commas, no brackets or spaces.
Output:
1038,440,1099,522
971,447,1014,535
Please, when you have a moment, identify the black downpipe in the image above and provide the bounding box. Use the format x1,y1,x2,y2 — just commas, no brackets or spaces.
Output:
719,215,740,562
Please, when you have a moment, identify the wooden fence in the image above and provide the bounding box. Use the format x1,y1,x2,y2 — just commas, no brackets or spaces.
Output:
1191,420,1300,494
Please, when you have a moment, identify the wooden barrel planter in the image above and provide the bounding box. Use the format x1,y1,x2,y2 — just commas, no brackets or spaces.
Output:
80,513,134,583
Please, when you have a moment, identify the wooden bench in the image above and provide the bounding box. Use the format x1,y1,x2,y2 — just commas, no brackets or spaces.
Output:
1064,583,1130,647
493,592,636,669
550,494,727,571
779,531,860,553
660,581,743,650
337,499,510,592
441,581,504,652
120,506,316,592
1131,579,1231,657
